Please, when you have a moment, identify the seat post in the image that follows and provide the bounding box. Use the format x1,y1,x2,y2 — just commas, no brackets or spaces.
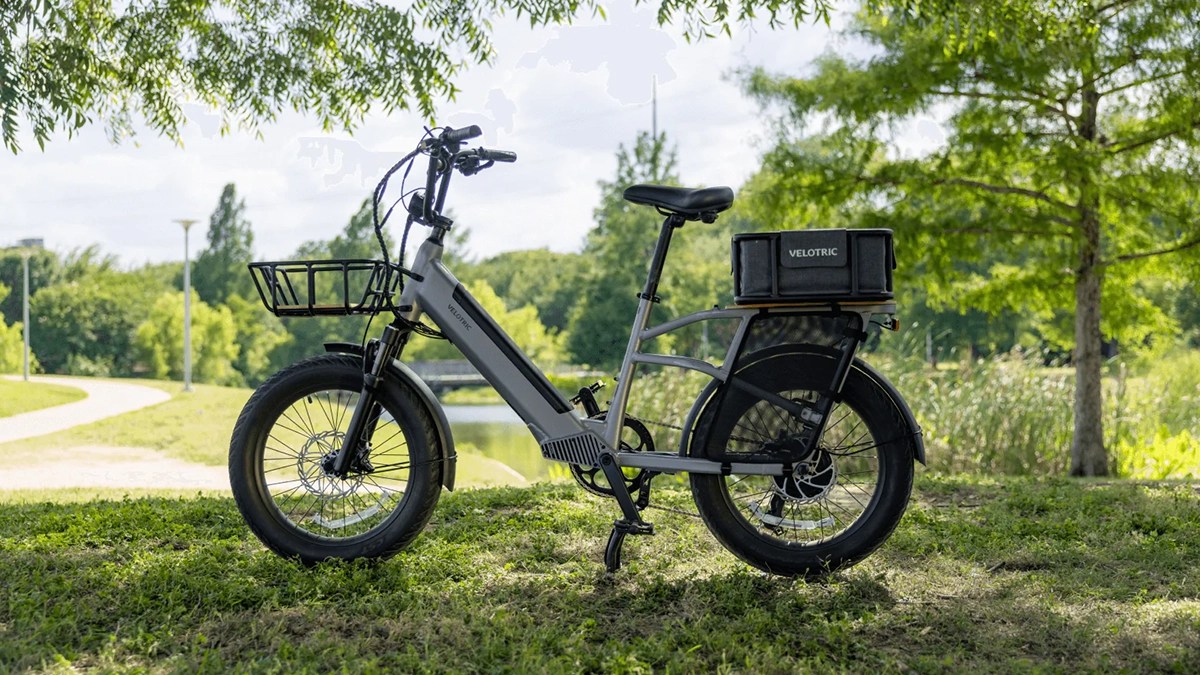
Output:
604,212,684,450
640,213,684,304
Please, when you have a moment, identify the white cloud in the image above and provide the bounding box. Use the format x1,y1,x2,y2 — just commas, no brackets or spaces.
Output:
0,10,874,267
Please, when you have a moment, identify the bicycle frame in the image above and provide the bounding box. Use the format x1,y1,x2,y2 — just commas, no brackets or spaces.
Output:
388,218,896,482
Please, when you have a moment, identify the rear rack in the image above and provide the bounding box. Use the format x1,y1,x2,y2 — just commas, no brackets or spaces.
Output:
247,259,410,317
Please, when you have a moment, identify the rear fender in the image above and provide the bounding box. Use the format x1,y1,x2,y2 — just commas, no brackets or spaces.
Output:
680,343,925,465
323,342,457,490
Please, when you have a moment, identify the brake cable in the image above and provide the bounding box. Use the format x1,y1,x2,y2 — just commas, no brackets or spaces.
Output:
369,135,449,340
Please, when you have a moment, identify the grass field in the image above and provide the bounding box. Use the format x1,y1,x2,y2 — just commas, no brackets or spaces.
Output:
1,476,1198,672
0,379,87,417
0,382,250,466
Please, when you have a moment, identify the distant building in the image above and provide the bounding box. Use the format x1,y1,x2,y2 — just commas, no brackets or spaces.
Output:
16,238,44,249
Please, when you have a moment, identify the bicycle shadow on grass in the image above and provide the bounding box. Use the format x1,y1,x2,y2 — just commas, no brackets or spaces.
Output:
0,479,1197,670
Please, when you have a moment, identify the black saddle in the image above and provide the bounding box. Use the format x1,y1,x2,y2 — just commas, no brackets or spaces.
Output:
623,184,735,222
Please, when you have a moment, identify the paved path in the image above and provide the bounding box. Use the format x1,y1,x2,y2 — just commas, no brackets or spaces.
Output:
0,376,172,444
0,445,229,491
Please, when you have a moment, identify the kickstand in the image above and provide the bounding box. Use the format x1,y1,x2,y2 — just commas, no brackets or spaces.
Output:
605,519,653,573
598,453,655,574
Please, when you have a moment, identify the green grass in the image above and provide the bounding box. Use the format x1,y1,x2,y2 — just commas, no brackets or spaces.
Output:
0,379,87,417
0,382,251,466
1,476,1198,672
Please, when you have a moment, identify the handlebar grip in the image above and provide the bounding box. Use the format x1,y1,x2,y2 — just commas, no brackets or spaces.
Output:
481,149,517,163
442,125,482,144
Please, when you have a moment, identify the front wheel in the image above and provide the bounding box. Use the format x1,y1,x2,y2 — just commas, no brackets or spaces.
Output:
689,348,916,577
229,354,442,563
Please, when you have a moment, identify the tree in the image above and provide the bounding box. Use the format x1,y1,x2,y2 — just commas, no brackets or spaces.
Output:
0,283,28,373
226,294,292,386
405,280,565,365
469,249,587,332
31,277,143,376
194,183,255,305
27,260,175,376
0,248,57,327
134,291,240,385
567,131,681,369
0,0,845,152
746,2,1200,475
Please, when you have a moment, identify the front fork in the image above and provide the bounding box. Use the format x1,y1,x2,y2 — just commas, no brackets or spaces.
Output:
329,321,410,477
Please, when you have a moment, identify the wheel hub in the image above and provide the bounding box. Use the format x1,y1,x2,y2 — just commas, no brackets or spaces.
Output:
297,430,364,497
772,446,837,503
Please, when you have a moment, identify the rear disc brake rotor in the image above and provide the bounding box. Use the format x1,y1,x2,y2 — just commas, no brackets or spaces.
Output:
773,447,837,503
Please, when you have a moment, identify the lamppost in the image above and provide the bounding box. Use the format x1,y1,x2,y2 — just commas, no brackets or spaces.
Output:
17,239,43,382
21,249,31,382
175,218,198,392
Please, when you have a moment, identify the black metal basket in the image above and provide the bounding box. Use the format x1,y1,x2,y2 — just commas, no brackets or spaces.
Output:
247,259,404,317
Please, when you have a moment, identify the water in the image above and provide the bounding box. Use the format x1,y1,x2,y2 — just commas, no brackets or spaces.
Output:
444,405,550,484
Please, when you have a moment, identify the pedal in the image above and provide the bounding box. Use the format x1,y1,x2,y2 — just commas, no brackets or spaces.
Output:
614,519,654,536
604,519,655,574
569,381,606,417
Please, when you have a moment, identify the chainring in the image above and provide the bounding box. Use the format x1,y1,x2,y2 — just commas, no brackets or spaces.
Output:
570,414,654,498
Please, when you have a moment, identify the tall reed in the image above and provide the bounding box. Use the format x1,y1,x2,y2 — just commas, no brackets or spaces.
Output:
617,343,1200,478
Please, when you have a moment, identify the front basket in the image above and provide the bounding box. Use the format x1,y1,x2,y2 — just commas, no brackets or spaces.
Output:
247,259,405,317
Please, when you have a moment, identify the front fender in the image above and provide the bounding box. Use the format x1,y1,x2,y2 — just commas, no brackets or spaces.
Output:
323,342,457,490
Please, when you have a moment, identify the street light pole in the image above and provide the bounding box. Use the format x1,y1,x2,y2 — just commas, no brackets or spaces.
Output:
175,218,198,392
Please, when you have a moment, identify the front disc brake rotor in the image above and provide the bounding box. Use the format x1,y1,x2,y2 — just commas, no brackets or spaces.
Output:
297,430,364,498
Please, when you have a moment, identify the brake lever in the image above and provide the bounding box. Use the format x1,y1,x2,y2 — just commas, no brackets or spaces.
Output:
454,150,497,177
462,160,495,176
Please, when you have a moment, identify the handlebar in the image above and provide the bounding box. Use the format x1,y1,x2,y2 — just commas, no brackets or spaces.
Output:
441,124,482,144
372,124,515,276
479,148,517,163
410,125,516,225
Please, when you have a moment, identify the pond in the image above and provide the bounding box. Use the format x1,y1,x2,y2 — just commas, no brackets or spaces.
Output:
444,405,551,486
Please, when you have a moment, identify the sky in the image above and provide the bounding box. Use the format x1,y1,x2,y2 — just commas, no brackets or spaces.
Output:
0,5,860,267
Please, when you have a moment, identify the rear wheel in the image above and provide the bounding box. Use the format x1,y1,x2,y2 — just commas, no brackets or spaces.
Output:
229,354,442,563
689,349,915,576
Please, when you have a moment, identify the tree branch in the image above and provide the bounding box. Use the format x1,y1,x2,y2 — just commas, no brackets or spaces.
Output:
1103,234,1200,267
1105,118,1200,155
931,177,1076,212
1095,0,1138,17
1097,69,1187,98
929,87,1069,118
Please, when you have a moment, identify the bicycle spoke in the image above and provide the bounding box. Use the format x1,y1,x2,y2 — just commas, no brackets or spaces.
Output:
256,384,419,541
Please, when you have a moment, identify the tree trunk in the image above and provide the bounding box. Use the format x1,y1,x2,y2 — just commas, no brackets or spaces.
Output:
1070,79,1108,477
1070,216,1108,476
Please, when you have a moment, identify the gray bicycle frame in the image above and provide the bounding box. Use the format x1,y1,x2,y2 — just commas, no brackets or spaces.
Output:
396,232,896,477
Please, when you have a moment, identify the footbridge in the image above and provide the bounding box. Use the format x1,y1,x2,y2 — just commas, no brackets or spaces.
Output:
407,360,604,395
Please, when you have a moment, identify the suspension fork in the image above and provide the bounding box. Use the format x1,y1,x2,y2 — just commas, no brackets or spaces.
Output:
329,320,411,477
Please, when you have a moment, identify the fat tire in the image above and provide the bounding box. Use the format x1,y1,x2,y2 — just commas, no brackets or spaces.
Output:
689,349,915,577
229,354,442,563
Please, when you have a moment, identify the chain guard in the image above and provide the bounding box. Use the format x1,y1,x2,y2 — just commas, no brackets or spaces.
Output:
570,415,654,498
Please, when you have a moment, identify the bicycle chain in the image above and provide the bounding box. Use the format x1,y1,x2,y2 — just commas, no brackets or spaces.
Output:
615,414,703,520
629,413,761,446
626,414,686,434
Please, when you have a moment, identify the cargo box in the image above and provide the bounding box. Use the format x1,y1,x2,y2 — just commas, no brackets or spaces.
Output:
731,229,895,304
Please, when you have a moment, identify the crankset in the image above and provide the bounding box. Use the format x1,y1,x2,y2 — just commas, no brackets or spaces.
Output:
570,414,654,498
